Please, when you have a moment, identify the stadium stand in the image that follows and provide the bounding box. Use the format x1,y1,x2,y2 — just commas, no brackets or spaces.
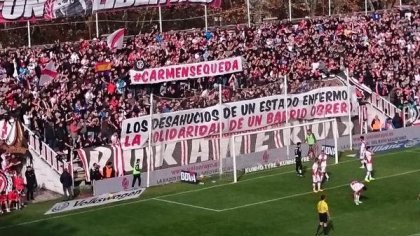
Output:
0,7,418,160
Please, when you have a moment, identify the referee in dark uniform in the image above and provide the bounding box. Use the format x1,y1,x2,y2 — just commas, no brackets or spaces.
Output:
316,194,330,236
295,142,303,177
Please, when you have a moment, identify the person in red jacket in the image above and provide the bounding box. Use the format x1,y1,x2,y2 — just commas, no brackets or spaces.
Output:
13,174,25,194
0,191,10,214
8,188,21,210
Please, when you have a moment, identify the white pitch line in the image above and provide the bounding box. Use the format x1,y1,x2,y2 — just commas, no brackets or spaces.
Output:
0,150,408,231
153,198,220,212
219,168,420,212
156,157,369,199
0,197,155,230
157,151,401,199
405,150,420,154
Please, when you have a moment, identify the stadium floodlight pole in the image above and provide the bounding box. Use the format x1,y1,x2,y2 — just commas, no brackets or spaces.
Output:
346,68,353,150
204,4,208,32
158,6,163,33
231,136,237,183
328,0,331,16
288,0,292,21
27,21,31,48
246,0,251,27
403,107,406,128
95,13,99,38
284,75,290,158
70,147,75,196
147,93,153,188
219,84,223,176
364,0,368,15
333,119,339,164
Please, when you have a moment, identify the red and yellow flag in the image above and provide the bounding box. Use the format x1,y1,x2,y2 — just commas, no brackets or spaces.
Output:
95,62,112,72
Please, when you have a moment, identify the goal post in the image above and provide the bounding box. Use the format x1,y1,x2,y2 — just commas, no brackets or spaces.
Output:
231,119,339,183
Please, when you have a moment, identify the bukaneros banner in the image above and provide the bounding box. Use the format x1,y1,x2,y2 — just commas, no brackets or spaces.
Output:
0,0,221,23
121,86,358,150
78,121,420,187
129,56,244,84
76,144,125,181
78,117,359,184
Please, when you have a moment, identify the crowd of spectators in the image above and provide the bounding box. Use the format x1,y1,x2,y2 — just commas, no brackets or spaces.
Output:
0,7,418,158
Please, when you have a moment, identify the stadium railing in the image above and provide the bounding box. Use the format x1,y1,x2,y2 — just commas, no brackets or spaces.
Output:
339,70,407,127
1,5,418,49
21,124,68,175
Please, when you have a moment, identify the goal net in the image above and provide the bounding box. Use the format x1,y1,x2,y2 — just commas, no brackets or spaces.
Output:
229,119,339,183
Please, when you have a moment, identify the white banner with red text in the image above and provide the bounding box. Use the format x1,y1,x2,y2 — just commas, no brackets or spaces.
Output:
121,86,358,150
129,56,244,84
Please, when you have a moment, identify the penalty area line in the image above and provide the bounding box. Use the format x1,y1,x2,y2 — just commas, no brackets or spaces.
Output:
219,168,420,212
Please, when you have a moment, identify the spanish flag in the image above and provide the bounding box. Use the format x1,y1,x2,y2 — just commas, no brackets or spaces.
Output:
95,62,112,72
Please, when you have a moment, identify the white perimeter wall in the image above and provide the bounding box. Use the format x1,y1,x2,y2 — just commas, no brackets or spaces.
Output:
28,150,64,195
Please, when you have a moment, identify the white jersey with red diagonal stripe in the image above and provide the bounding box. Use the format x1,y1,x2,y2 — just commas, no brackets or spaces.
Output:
350,181,364,192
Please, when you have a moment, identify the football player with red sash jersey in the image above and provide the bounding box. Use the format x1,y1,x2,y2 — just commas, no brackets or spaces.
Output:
318,150,330,182
364,146,375,182
312,159,323,193
350,180,367,205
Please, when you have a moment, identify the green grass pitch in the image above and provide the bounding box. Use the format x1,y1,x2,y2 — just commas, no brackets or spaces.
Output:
1,148,420,236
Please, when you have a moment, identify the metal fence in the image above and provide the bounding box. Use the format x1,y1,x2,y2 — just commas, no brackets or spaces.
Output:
0,1,418,47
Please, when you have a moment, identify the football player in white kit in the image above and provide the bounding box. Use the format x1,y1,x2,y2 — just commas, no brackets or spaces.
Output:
359,136,367,168
350,180,367,205
312,159,323,193
318,150,330,182
364,146,375,182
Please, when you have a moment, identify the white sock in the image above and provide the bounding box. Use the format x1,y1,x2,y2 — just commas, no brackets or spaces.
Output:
317,182,321,190
324,172,329,179
365,172,371,179
313,183,316,190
